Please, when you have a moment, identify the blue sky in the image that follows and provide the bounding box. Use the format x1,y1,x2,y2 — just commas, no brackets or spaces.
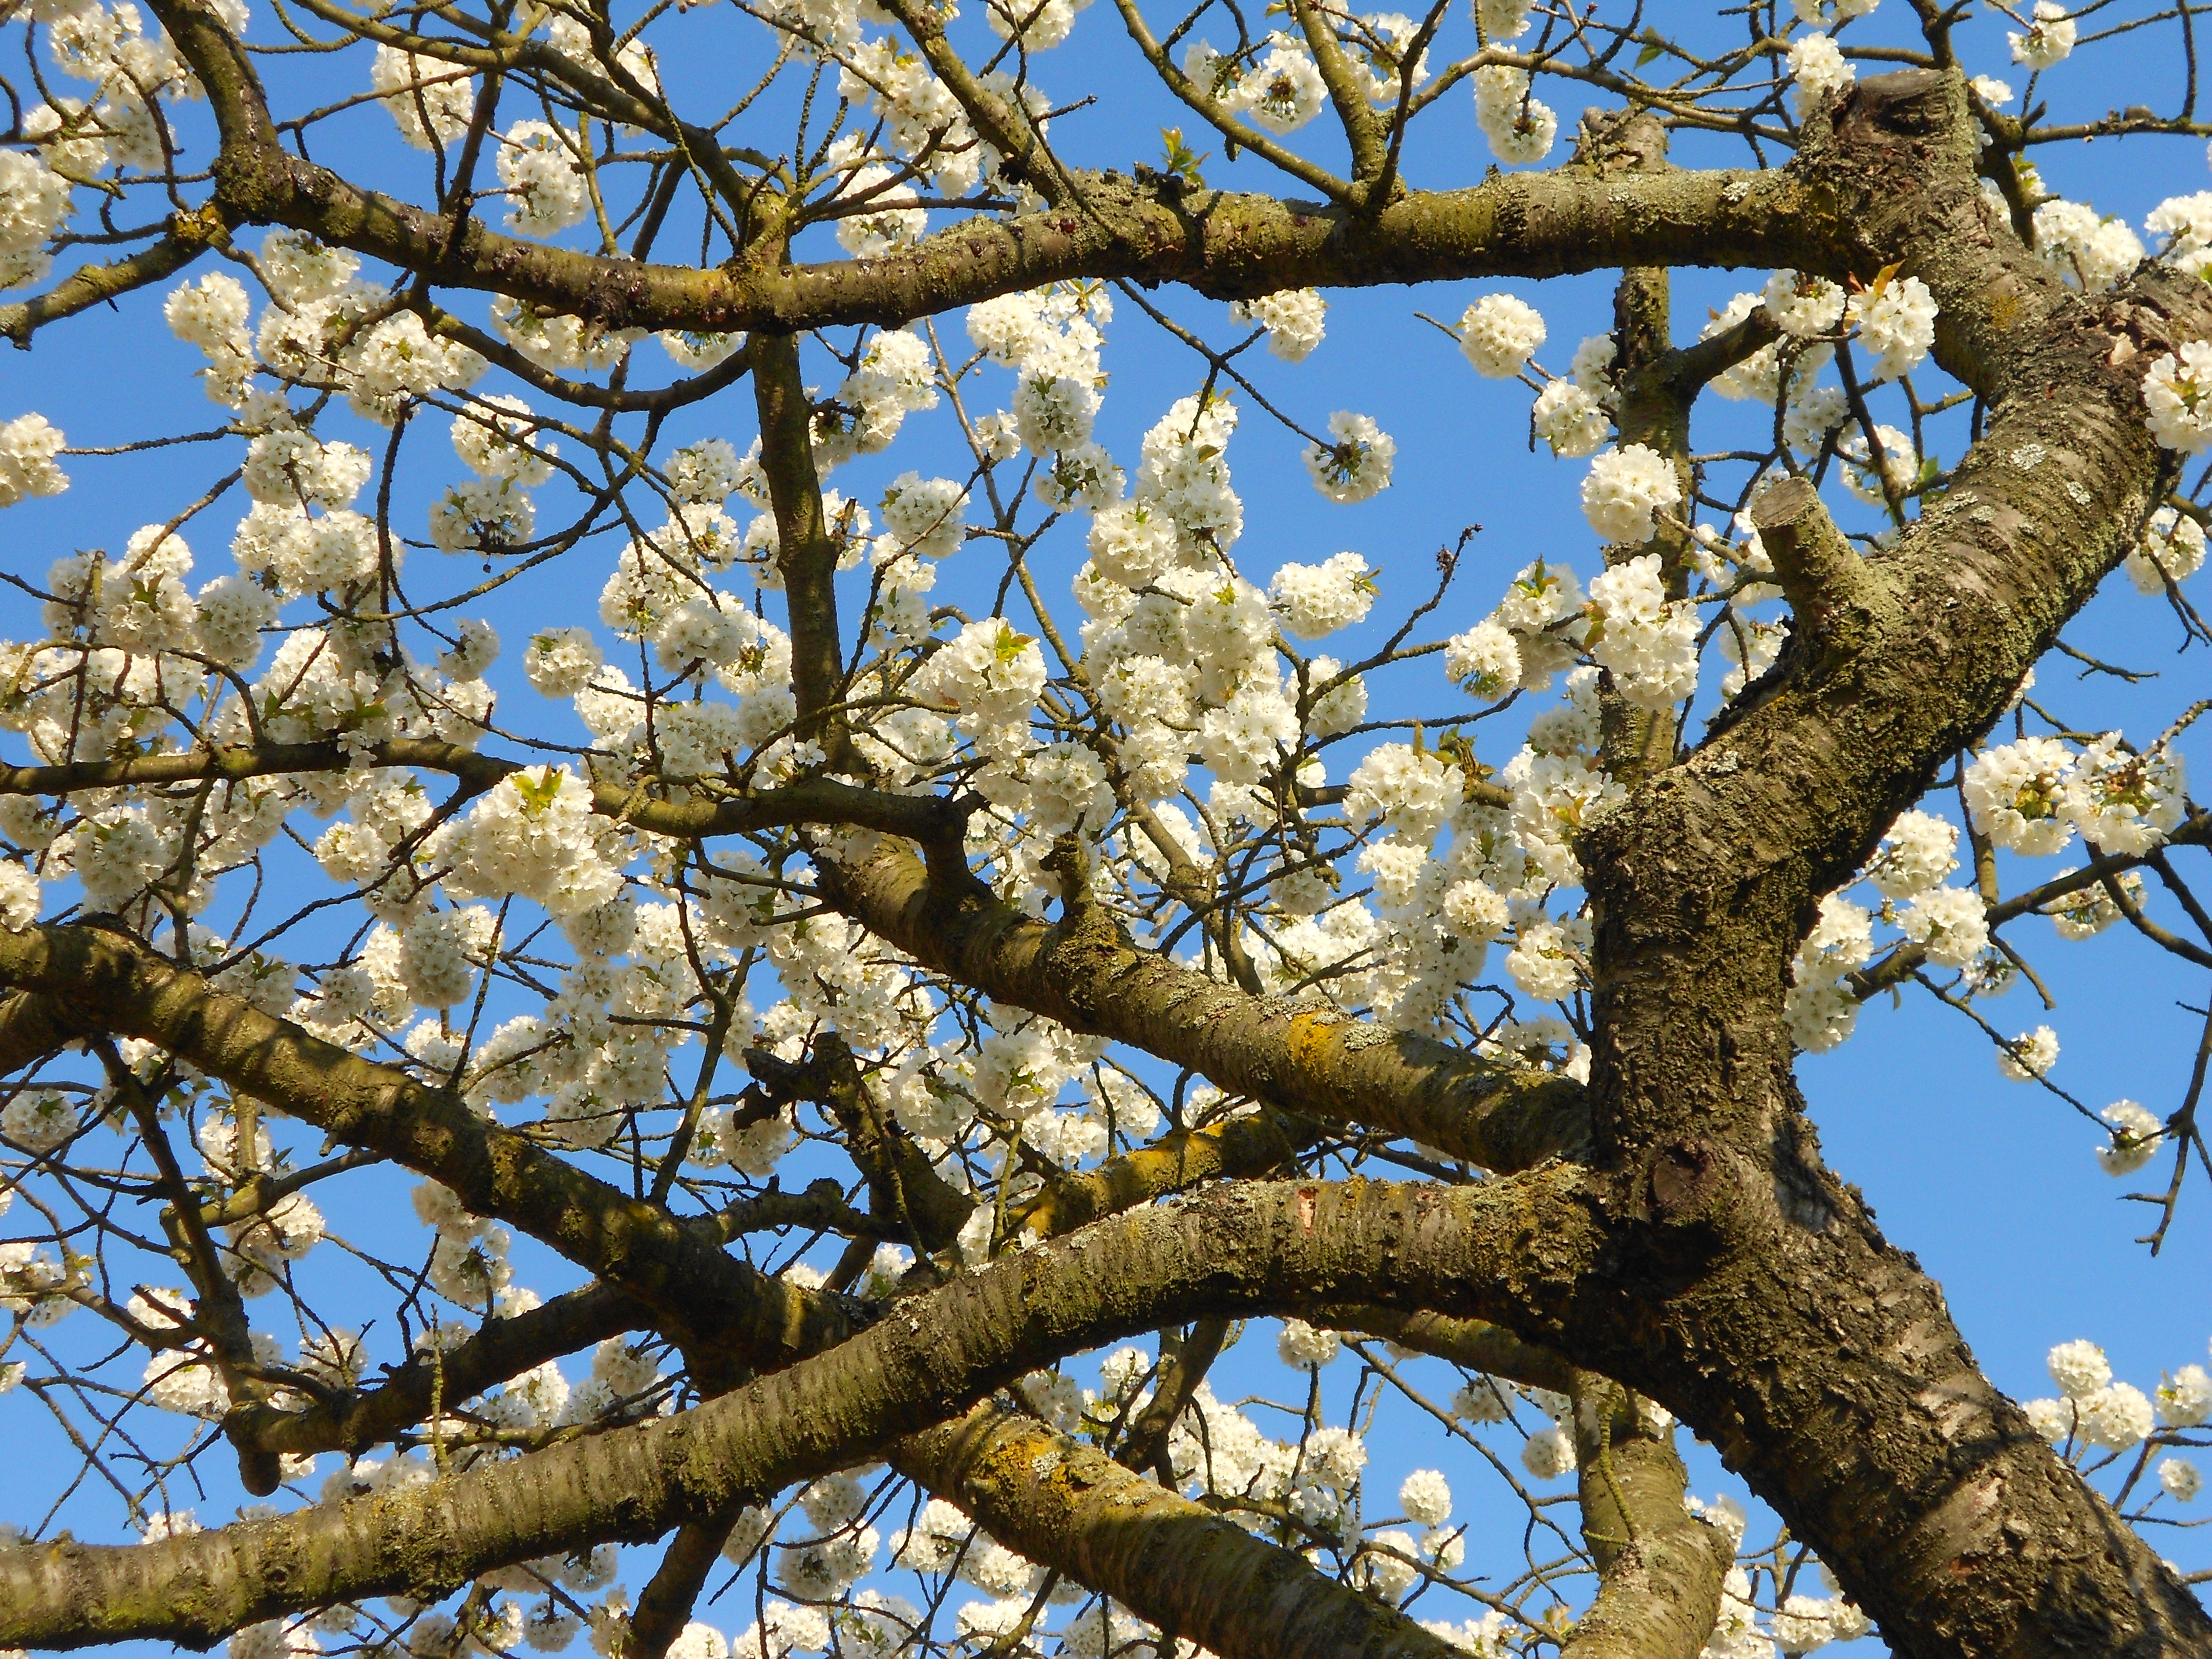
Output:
2,0,2209,1649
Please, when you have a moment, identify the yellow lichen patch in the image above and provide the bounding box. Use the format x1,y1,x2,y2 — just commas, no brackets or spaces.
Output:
1284,1009,1341,1080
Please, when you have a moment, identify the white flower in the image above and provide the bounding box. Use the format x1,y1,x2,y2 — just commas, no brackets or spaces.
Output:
2010,2,2075,70
1269,551,1376,640
2,1088,73,1152
498,121,589,233
1898,885,1989,969
1580,444,1682,544
832,164,927,257
1458,294,1546,378
1303,411,1394,502
0,413,69,507
371,45,476,147
1472,63,1556,163
452,395,556,485
2062,734,2185,855
664,1623,727,1659
1399,1468,1452,1526
0,151,73,291
1532,378,1611,457
1229,289,1327,361
525,626,604,697
1869,810,1956,900
1025,741,1113,837
1964,737,2076,856
243,429,373,510
1244,34,1326,133
0,862,39,932
1446,619,1522,698
1847,273,1937,381
1477,0,1533,37
1355,1532,1420,1601
1520,1424,1576,1480
2038,201,2144,294
1443,879,1510,942
1786,33,1854,116
912,618,1047,737
2097,1100,2164,1177
2022,1396,2075,1443
877,472,967,564
1345,743,1462,842
1277,1318,1341,1368
1763,269,1847,339
1586,552,1699,708
1773,1594,1843,1654
2145,343,2212,453
447,766,622,918
1506,920,1581,1001
2160,1458,2202,1502
1997,1024,2058,1082
2149,191,2212,279
2157,1365,2212,1428
1011,371,1099,455
2047,1338,2111,1399
2123,507,2206,593
2079,1381,2155,1450
165,271,250,352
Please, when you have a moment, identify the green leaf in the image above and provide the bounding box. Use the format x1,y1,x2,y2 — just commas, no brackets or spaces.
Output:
513,766,566,814
1159,126,1209,188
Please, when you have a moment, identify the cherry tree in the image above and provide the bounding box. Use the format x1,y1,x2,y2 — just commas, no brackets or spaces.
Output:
0,0,2207,1656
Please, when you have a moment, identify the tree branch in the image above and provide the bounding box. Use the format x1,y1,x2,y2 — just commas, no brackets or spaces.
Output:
0,920,853,1364
0,1170,1600,1649
1747,474,1895,650
751,329,859,770
1559,1377,1731,1659
141,0,1826,335
818,837,1590,1171
899,1399,1469,1659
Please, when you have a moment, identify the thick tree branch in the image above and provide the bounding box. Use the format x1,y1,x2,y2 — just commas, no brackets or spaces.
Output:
0,1171,1601,1649
1316,1305,1574,1396
899,1400,1467,1659
1010,1103,1322,1241
1559,1378,1731,1659
0,920,853,1364
0,919,1570,1658
1747,474,1894,650
1570,70,2212,1659
0,224,212,348
228,1281,646,1458
818,838,1591,1172
0,739,969,847
141,0,1822,335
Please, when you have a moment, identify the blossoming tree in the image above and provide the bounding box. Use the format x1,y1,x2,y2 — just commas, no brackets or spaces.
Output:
0,0,2208,1654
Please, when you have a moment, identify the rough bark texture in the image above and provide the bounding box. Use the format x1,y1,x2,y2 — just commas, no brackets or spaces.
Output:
1559,71,2212,1659
1559,1380,1731,1659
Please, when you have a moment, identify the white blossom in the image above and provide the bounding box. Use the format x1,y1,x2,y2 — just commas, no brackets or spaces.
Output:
1457,294,1546,378
2010,3,2076,69
2145,343,2212,453
1580,445,1681,544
